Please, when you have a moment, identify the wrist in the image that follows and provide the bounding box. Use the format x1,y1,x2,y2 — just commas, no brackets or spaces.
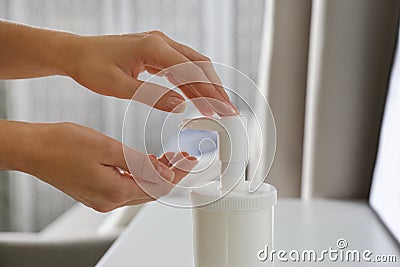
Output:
16,122,62,176
47,31,83,77
0,120,60,177
0,120,34,172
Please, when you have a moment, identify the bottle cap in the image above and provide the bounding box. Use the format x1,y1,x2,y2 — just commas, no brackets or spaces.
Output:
180,116,248,191
190,181,277,211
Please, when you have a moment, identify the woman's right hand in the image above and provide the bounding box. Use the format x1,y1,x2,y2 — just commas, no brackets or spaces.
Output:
5,121,197,212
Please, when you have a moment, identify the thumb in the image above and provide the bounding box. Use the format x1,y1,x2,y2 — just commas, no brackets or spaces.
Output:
116,69,187,113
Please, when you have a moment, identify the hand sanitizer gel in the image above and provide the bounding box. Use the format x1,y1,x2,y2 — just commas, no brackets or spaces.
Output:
180,116,277,267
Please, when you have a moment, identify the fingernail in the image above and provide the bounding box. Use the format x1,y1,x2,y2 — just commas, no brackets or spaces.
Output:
231,102,240,114
187,156,198,161
202,106,215,117
224,100,239,115
216,101,236,116
167,96,186,113
158,162,175,182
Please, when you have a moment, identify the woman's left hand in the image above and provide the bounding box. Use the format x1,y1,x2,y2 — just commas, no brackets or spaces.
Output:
59,31,239,116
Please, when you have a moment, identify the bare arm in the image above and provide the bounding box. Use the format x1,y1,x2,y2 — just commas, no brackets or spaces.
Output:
0,20,71,78
0,20,238,115
0,120,197,212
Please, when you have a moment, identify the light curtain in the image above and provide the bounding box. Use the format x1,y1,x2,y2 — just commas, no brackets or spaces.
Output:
253,0,400,198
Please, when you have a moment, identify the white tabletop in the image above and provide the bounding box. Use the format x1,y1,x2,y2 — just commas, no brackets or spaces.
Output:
97,199,399,267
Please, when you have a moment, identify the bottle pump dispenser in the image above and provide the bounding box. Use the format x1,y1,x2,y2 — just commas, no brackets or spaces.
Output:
180,116,277,267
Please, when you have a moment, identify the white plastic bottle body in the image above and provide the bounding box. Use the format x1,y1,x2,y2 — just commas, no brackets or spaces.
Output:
182,117,276,266
192,206,274,267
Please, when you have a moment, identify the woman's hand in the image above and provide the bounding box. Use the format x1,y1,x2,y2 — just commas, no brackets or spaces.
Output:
1,121,197,212
0,20,238,115
60,31,238,116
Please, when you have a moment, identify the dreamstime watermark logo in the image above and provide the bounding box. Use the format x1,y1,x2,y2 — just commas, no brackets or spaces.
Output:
257,238,397,263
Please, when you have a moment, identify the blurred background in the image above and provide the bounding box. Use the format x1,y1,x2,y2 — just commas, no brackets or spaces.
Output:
1,1,400,266
1,0,400,247
0,0,266,232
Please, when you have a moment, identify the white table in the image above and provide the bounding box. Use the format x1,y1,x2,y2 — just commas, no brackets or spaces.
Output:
97,199,400,266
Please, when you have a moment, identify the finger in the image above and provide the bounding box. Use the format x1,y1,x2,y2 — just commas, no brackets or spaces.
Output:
158,151,192,173
145,66,215,116
113,68,186,113
166,74,214,116
149,31,239,114
193,62,238,115
171,155,198,183
110,143,176,183
158,151,175,167
145,40,236,116
145,66,163,76
170,151,190,166
132,155,198,199
172,76,237,116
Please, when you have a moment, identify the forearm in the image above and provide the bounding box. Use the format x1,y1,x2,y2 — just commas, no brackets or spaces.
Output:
0,20,79,79
0,120,34,171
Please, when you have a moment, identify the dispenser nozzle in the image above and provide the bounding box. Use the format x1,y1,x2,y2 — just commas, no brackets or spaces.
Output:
180,116,248,191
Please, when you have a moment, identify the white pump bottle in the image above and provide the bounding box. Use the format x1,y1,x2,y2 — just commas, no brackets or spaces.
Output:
180,116,277,267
